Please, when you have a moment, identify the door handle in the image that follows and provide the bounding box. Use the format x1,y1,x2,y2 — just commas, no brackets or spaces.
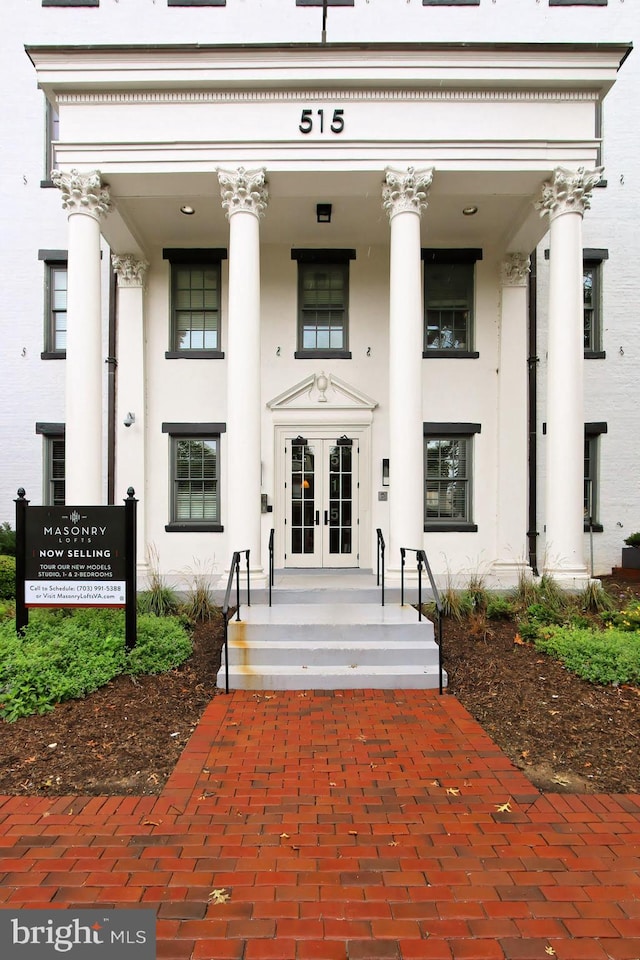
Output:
324,510,328,526
315,510,319,526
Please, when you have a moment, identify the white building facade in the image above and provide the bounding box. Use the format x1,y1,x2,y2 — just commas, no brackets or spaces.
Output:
2,0,636,589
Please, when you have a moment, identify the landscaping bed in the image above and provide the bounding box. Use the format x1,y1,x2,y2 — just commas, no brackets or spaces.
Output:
0,575,638,797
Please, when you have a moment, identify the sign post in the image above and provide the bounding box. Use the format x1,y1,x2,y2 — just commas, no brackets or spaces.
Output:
15,489,137,648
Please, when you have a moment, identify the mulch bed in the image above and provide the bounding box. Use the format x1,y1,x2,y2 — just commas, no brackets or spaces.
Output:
0,576,638,797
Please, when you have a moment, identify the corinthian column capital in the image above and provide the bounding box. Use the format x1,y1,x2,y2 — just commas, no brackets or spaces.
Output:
112,254,149,289
535,166,603,222
501,253,530,287
52,168,112,221
217,166,268,219
382,166,434,220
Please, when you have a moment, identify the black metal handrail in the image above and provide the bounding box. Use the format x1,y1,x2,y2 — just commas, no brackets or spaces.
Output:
268,528,274,607
221,549,250,694
400,546,444,695
376,528,385,607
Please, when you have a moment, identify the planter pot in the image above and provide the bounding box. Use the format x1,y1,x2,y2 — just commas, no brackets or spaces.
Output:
621,547,640,570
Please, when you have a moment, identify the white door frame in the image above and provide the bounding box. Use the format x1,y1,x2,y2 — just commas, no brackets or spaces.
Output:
268,372,378,571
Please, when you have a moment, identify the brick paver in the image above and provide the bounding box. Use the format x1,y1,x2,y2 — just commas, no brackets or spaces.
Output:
1,690,639,959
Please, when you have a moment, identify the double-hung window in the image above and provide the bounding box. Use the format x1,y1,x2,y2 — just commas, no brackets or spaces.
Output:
423,249,482,357
292,249,354,359
39,250,67,358
583,250,607,357
36,423,65,506
163,423,225,531
163,249,226,358
423,423,481,531
584,422,607,531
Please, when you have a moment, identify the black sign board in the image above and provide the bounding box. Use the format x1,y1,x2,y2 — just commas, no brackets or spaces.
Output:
24,506,126,607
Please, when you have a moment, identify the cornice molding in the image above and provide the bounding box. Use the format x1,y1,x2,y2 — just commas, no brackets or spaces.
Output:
57,88,600,106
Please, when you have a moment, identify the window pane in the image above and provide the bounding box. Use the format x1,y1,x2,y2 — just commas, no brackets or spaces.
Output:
173,438,219,522
299,262,347,351
425,437,471,522
46,437,65,506
425,262,473,350
48,265,67,352
173,263,220,350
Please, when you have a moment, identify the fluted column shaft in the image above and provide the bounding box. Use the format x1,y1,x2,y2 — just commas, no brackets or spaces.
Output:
53,169,111,505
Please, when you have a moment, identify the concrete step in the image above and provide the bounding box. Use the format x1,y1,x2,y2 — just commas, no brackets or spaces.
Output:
217,603,445,691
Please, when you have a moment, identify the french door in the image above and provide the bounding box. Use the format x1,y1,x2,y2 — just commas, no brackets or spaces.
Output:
284,436,359,568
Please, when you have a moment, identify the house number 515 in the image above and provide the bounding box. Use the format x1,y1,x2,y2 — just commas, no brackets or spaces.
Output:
299,108,345,134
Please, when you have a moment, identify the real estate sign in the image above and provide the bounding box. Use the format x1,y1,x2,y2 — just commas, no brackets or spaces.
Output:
24,506,127,607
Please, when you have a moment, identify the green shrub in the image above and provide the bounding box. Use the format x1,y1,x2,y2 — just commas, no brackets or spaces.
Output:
623,532,640,547
486,594,515,620
0,600,15,621
526,602,563,625
0,608,191,722
0,522,16,556
535,625,640,686
0,555,16,600
602,600,640,632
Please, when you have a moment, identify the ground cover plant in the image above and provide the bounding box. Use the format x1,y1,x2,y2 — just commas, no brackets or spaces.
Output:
0,573,637,796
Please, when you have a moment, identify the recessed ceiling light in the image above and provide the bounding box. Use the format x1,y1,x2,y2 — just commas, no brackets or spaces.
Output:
180,205,195,216
462,205,478,216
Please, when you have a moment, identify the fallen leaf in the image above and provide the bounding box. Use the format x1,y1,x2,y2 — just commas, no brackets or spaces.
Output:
280,833,290,839
388,841,399,847
348,830,358,836
545,948,556,956
208,888,230,905
495,802,512,813
513,634,525,645
143,819,161,827
446,787,460,796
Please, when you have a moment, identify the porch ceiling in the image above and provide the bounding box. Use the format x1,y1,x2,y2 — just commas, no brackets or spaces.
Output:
102,168,548,257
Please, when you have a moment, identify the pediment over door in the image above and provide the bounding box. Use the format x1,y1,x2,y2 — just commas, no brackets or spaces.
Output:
267,372,378,412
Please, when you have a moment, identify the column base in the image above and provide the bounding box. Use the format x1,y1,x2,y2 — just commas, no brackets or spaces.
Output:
488,561,532,590
540,564,593,590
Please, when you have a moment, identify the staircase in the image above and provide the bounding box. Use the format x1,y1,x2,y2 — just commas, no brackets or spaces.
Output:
216,570,446,691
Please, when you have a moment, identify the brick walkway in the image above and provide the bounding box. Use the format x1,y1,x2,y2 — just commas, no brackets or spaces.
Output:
0,689,639,959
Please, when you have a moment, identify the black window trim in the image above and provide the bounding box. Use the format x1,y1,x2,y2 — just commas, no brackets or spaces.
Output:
42,0,99,5
543,247,608,358
423,0,480,5
549,0,607,6
423,422,480,532
36,424,66,507
168,0,225,5
164,423,226,532
584,422,607,532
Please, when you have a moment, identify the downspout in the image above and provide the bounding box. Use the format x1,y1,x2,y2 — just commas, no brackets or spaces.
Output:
106,261,117,505
527,250,539,575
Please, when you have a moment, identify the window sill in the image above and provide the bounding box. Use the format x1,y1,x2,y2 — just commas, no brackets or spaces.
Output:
294,349,352,360
41,351,66,360
423,350,479,359
165,350,225,360
165,523,224,533
424,522,478,533
40,180,56,189
585,350,606,360
584,522,603,533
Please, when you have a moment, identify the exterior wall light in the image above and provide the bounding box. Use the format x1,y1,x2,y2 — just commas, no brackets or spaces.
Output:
316,203,332,223
180,205,196,215
462,206,478,216
124,412,135,428
382,458,389,486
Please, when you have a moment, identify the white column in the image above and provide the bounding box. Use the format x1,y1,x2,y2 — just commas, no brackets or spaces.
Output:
52,169,111,505
382,166,434,573
217,166,268,573
112,254,148,565
536,166,602,582
493,254,530,584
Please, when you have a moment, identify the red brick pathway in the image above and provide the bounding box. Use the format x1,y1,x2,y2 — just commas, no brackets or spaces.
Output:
0,690,639,959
